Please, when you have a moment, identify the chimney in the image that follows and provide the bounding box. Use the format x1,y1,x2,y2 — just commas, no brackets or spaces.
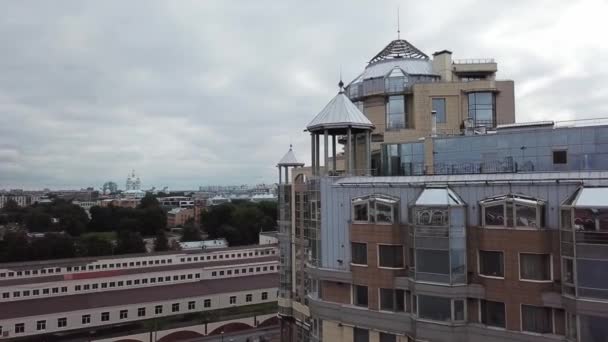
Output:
431,110,437,137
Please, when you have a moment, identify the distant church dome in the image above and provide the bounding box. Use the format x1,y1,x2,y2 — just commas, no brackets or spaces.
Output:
126,170,142,191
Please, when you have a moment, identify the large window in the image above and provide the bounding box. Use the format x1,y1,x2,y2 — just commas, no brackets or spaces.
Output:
432,98,446,123
354,327,369,342
418,295,451,321
353,285,368,308
468,92,494,127
351,242,367,265
480,300,506,328
379,333,396,342
379,288,405,312
416,249,449,274
520,253,551,281
352,195,398,224
481,195,544,229
385,67,407,93
386,95,406,130
479,250,504,278
378,245,404,268
521,305,553,334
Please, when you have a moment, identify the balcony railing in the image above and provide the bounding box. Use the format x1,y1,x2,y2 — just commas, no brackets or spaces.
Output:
453,58,495,64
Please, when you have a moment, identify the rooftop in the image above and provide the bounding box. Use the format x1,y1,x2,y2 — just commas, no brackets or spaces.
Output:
368,39,429,64
306,91,374,133
0,273,278,320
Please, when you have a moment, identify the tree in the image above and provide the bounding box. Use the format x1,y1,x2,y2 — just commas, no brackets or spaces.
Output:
30,234,76,260
138,193,159,209
79,235,114,256
24,208,54,232
154,230,169,252
0,231,30,262
200,203,235,238
115,231,146,254
139,207,167,236
118,217,142,233
181,226,202,242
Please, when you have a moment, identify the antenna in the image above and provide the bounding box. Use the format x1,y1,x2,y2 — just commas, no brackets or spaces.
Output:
397,7,401,39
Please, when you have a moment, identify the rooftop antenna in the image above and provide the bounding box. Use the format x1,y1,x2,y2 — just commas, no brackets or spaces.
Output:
338,65,344,92
397,7,401,40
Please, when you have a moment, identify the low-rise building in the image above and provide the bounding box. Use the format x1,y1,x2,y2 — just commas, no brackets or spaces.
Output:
167,208,195,227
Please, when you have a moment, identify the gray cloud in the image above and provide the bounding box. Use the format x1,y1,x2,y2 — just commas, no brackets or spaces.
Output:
0,0,607,189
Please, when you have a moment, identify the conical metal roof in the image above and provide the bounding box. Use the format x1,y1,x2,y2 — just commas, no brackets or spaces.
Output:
277,145,304,167
369,39,429,64
306,91,374,133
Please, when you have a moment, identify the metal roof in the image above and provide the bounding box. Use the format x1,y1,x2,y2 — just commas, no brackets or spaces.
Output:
277,145,304,167
369,39,429,64
415,187,464,206
306,91,374,132
566,187,608,208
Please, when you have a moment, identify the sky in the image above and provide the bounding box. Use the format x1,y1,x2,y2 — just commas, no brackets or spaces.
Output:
1,0,607,190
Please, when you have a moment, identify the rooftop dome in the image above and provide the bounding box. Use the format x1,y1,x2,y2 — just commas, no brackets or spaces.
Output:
277,145,304,167
369,39,429,64
306,91,374,133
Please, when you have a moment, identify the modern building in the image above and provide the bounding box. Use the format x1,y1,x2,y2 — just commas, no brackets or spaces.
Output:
0,245,278,341
277,36,606,342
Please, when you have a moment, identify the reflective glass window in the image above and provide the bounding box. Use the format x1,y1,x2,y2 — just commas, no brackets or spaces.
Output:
386,96,406,130
432,98,446,123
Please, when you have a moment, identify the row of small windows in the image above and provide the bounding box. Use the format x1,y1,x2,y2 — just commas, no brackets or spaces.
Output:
7,293,270,335
1,266,277,300
0,248,276,279
478,250,552,281
210,265,275,277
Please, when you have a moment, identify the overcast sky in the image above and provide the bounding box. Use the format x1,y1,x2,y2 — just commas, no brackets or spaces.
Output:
1,0,607,190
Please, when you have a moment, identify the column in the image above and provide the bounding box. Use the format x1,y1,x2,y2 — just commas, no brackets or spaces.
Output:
278,166,282,184
332,134,337,172
315,134,320,175
347,127,353,175
311,133,316,176
284,166,289,184
366,131,372,175
324,130,329,175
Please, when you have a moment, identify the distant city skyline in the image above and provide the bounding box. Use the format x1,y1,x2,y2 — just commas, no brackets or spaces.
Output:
1,0,607,189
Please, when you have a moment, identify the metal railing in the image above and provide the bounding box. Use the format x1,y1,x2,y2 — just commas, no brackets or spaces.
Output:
453,58,495,64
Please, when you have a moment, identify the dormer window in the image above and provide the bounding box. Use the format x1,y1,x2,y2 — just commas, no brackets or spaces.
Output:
352,195,399,224
480,194,545,228
385,67,408,93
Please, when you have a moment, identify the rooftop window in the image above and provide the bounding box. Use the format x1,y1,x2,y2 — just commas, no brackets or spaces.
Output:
352,194,399,224
481,194,545,229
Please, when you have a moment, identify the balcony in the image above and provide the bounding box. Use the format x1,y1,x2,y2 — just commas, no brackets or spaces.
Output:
452,59,497,74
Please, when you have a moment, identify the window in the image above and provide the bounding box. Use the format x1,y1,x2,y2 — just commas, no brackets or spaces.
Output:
353,199,368,222
15,323,25,334
246,294,253,302
522,305,553,333
468,92,494,127
379,288,404,312
386,95,406,130
61,286,67,293
379,333,396,342
23,290,29,296
432,98,446,123
138,307,146,317
33,290,39,295
172,303,180,312
37,320,46,330
43,288,50,294
520,254,551,281
479,250,504,278
75,285,81,291
212,272,217,277
155,305,163,314
418,295,451,321
2,292,8,298
385,67,406,93
454,299,465,321
101,312,110,321
553,150,567,164
354,327,369,342
13,291,19,297
82,314,91,325
84,284,90,290
120,310,128,319
416,249,449,275
480,300,505,328
378,245,404,268
481,195,544,228
262,292,268,300
188,301,195,310
57,317,67,328
353,285,368,307
563,258,574,284
230,296,237,304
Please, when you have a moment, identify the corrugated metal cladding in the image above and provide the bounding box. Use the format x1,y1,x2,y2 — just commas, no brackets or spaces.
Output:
319,172,608,269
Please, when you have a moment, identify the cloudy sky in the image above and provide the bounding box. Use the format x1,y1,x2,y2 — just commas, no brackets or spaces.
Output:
1,0,607,190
